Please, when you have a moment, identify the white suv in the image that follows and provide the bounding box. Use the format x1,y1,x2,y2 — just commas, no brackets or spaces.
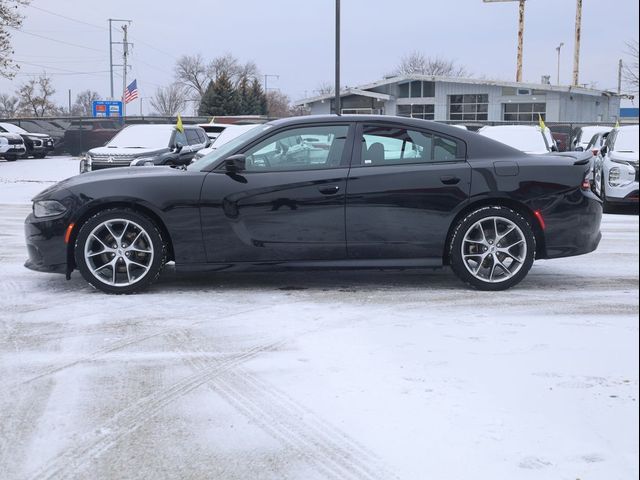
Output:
593,125,639,209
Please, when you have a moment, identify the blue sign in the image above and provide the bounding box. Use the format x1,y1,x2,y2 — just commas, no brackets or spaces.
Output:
92,100,123,118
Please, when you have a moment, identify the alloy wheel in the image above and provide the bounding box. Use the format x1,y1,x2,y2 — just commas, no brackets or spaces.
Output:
460,216,527,283
83,218,154,286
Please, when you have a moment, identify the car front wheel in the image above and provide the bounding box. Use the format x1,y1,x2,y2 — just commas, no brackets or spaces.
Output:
449,206,536,291
74,209,166,294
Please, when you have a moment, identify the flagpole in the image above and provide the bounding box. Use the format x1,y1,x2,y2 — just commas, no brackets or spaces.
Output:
121,24,129,118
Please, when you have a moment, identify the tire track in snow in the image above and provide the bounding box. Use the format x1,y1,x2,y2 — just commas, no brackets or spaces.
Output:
170,329,396,480
26,338,288,480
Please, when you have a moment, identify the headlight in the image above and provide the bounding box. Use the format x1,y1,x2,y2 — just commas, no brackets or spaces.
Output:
608,164,635,187
33,200,67,218
130,157,156,167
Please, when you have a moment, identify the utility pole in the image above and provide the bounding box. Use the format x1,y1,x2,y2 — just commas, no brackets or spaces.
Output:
108,18,131,101
68,89,72,114
617,59,623,94
556,42,564,85
572,0,582,86
335,0,341,114
483,0,526,83
122,24,129,117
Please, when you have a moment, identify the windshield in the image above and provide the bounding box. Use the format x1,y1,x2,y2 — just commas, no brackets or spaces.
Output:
107,125,174,148
479,127,548,153
188,124,272,171
0,123,27,134
614,127,639,153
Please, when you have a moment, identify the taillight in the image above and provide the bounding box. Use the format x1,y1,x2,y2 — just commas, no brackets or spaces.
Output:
591,149,599,156
581,171,591,191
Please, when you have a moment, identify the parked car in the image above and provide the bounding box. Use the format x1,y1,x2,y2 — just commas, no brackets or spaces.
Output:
198,123,229,142
6,119,65,153
586,131,610,157
593,124,639,210
0,132,27,161
193,124,262,160
80,124,208,173
25,115,602,294
0,122,54,158
477,125,556,154
572,125,612,151
64,119,121,156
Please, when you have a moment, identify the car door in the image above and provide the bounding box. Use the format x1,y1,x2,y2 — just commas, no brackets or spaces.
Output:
199,123,354,263
346,122,471,260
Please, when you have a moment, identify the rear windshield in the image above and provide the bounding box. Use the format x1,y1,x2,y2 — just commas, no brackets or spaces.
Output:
479,127,548,153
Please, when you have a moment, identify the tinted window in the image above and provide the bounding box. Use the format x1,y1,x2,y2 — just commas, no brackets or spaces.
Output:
174,130,187,146
360,125,461,166
243,125,349,172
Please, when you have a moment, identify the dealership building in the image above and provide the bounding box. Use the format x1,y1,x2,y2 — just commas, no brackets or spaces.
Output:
296,75,621,123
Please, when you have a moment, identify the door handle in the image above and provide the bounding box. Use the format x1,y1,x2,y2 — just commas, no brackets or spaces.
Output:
318,185,340,195
440,175,461,185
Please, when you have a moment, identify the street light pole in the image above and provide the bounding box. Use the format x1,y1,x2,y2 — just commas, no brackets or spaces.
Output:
556,42,564,85
335,0,341,115
572,0,582,86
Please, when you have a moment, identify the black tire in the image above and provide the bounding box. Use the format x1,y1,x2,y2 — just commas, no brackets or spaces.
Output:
74,209,166,294
34,153,47,159
449,206,536,291
3,155,18,162
600,179,612,213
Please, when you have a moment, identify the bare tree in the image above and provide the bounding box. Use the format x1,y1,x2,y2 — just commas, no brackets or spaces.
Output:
16,73,56,117
314,82,334,95
207,53,258,85
393,51,468,77
0,92,19,116
266,90,292,118
71,90,101,116
150,83,187,116
0,0,29,79
623,40,639,93
174,54,209,100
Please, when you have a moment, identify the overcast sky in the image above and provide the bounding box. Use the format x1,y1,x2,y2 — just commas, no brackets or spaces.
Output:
1,0,638,114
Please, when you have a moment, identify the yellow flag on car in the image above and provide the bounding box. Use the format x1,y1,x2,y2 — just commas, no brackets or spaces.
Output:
538,113,546,130
176,114,184,133
615,119,620,128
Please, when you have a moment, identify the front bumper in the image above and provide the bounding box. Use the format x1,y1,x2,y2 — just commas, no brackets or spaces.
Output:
1,144,27,156
24,212,70,275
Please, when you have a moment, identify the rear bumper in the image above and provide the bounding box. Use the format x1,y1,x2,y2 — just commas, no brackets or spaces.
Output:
537,189,603,259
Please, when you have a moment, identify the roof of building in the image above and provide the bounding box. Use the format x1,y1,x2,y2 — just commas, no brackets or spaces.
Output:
295,75,618,105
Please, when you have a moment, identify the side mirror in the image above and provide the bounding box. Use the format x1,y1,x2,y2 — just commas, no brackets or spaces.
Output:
575,146,584,152
224,154,246,173
551,144,558,152
600,145,608,156
174,142,184,153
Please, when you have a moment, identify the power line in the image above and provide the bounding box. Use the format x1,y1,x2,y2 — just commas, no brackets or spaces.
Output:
7,26,104,53
28,4,108,31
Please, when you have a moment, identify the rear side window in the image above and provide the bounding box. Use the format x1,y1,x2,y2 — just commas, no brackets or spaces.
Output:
185,129,201,145
360,125,462,166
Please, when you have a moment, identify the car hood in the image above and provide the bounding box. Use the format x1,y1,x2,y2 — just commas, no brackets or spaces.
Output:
25,133,52,140
0,133,23,141
33,166,186,201
88,146,168,157
609,151,639,164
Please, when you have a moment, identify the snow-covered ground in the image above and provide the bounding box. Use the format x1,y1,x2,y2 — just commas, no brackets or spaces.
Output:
1,157,638,480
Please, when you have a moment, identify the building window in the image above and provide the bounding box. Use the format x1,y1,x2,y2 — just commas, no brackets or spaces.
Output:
448,94,489,121
503,102,546,122
397,104,435,120
398,81,435,98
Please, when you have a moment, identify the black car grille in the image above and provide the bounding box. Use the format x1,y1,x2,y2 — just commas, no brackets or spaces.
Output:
91,162,129,170
7,138,23,145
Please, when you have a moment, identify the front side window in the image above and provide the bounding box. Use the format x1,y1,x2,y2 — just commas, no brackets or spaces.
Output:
243,125,349,171
185,129,201,145
360,125,461,166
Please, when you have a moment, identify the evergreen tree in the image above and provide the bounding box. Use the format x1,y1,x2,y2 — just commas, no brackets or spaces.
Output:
236,75,250,114
246,78,267,115
197,73,240,116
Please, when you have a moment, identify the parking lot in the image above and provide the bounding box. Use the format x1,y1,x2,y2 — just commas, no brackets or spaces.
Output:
1,157,638,479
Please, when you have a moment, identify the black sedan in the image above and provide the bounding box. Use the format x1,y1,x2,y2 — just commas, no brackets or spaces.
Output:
25,115,602,293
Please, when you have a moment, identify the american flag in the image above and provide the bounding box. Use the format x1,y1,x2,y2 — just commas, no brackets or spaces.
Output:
124,79,139,104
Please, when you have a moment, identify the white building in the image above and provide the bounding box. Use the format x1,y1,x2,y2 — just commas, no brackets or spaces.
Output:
296,75,620,123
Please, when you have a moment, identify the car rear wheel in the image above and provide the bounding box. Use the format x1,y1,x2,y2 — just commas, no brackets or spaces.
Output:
74,209,166,294
3,155,18,162
449,206,536,291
